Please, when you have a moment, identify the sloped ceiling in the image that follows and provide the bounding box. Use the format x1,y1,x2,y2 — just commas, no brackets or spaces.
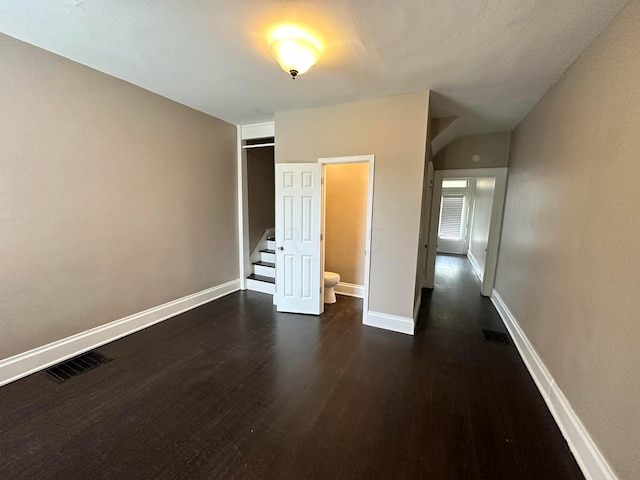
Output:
0,0,629,131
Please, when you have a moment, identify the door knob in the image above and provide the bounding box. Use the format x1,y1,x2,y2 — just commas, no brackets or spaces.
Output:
278,246,284,251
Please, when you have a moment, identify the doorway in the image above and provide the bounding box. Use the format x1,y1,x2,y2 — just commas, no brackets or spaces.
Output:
319,155,375,319
273,155,374,320
322,162,369,298
237,122,276,289
425,168,507,296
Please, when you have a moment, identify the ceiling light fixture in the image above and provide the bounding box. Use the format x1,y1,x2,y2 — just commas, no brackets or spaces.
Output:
269,25,321,79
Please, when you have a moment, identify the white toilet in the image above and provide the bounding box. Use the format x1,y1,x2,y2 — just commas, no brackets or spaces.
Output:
323,271,340,304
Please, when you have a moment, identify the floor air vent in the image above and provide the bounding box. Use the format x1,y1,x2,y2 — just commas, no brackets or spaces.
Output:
43,351,112,383
482,329,512,346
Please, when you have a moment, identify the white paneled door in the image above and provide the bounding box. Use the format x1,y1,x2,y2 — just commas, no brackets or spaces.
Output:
275,163,323,314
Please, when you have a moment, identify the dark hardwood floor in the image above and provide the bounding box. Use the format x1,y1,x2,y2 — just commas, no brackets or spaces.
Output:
0,255,583,479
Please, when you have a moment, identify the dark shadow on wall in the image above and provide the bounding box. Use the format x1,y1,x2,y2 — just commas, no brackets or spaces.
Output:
247,146,275,253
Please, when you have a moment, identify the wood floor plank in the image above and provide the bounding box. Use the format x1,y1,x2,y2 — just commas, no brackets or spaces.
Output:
0,255,584,479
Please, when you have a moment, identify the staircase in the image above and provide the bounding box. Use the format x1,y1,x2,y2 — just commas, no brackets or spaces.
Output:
246,235,276,295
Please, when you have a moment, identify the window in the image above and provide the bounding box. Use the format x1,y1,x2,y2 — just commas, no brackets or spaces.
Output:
439,195,464,239
441,179,468,189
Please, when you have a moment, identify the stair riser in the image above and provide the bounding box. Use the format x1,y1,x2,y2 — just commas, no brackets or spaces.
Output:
246,278,275,295
267,240,276,250
260,251,276,263
254,264,275,278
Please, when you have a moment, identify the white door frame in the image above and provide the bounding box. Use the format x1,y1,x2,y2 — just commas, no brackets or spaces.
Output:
419,161,435,289
318,155,375,321
425,167,507,296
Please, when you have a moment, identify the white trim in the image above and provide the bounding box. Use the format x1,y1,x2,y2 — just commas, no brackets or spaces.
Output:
413,293,422,322
0,280,241,388
365,311,414,336
491,290,618,480
425,170,442,289
466,179,476,253
467,249,484,282
242,143,275,149
335,282,364,298
237,126,250,289
241,121,275,140
318,155,375,328
420,161,435,289
318,155,373,165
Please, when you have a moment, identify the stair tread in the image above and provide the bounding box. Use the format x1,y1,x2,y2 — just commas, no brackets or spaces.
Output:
253,261,275,268
267,236,275,241
247,274,276,284
260,249,276,254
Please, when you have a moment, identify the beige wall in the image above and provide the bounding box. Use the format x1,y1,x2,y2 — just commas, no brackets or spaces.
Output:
0,34,238,359
276,92,429,319
324,163,368,285
247,146,275,253
469,177,495,275
494,1,640,477
434,132,510,170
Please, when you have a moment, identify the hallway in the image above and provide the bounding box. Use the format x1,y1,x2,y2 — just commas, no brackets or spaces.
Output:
415,254,583,478
0,256,583,479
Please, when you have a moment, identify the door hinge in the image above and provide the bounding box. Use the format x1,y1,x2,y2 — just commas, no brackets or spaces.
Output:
320,233,323,241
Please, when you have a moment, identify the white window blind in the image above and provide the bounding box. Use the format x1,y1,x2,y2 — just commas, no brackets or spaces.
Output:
439,195,464,239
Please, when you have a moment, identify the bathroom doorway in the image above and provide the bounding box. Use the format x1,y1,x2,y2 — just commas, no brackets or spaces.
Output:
318,155,375,319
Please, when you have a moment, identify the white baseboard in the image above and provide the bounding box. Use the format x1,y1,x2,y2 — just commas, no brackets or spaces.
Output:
365,311,414,335
335,282,364,298
0,279,241,388
491,290,618,480
467,249,484,282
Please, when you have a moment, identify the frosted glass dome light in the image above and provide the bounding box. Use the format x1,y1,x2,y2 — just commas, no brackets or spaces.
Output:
269,26,321,79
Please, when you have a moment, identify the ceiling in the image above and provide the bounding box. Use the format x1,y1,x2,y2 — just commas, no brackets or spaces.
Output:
0,0,629,134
